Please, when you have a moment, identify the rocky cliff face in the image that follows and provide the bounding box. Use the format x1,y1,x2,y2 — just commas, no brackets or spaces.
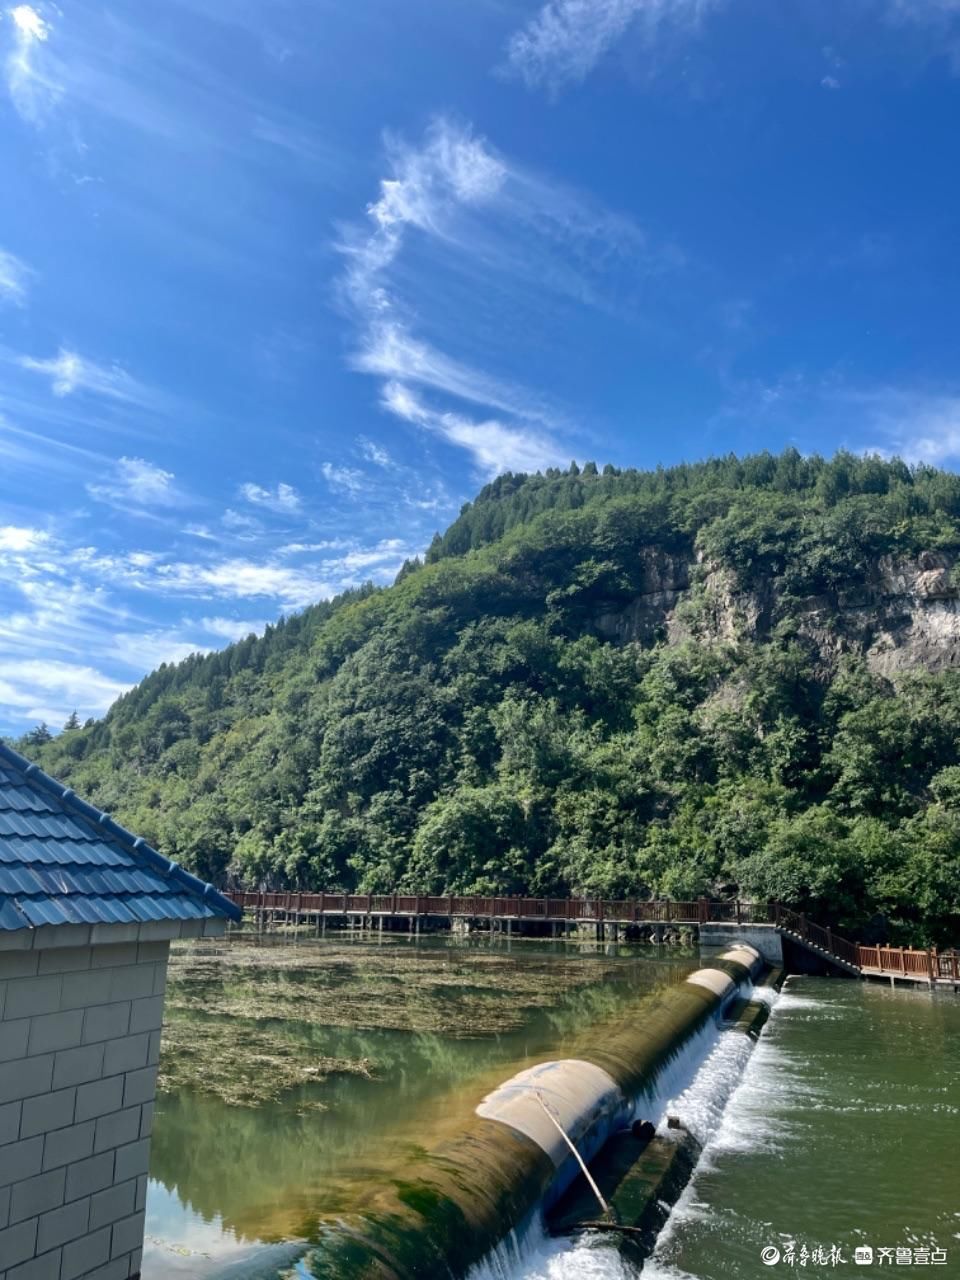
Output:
594,549,691,644
858,552,960,677
595,549,960,678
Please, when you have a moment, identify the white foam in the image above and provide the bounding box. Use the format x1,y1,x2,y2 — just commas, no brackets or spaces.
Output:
650,981,815,1265
469,976,784,1280
468,1217,633,1280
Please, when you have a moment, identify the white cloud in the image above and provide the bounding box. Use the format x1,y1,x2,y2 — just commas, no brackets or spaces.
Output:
358,438,393,468
239,481,302,512
821,75,841,90
380,380,566,477
0,658,130,726
438,414,566,476
334,538,410,571
221,508,262,534
0,519,442,730
152,558,332,608
15,347,158,406
338,117,675,476
0,248,31,304
277,539,351,555
321,462,365,495
364,120,506,248
885,0,960,19
9,3,46,39
339,119,506,315
852,389,960,464
340,119,560,429
86,456,179,507
354,320,554,425
200,616,269,642
502,0,716,93
107,631,207,672
0,525,48,552
316,537,421,585
4,2,60,124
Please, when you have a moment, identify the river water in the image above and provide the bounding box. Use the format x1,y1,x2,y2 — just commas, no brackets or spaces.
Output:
144,937,960,1280
143,932,696,1277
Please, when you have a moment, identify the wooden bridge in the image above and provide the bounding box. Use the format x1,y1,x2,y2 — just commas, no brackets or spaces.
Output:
224,891,960,988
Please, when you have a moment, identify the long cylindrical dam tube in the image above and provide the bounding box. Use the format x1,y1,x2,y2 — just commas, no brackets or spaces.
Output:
306,944,763,1279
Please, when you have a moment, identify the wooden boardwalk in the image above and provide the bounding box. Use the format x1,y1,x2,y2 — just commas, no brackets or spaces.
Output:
224,891,960,988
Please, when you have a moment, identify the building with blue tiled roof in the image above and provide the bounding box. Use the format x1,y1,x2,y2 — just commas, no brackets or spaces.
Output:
0,744,241,1280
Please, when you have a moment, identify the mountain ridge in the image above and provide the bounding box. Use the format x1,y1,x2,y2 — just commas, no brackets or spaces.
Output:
15,449,960,944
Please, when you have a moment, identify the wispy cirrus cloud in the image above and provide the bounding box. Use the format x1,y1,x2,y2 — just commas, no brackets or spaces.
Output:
499,0,960,96
3,2,60,124
353,323,556,427
0,509,427,728
14,346,162,408
885,0,960,21
239,481,302,513
847,388,960,465
86,456,181,508
716,373,960,468
0,248,31,304
320,462,366,495
381,381,565,477
501,0,718,93
0,525,48,552
358,438,393,468
338,116,664,476
200,615,269,643
0,659,129,727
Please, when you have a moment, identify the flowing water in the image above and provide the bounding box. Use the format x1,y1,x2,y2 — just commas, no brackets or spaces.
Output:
641,977,960,1279
487,977,960,1280
145,940,960,1280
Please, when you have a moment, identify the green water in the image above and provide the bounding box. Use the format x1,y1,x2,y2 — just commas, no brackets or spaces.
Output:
143,931,696,1278
646,977,960,1280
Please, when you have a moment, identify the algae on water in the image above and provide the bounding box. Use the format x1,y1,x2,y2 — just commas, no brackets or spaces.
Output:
159,935,645,1106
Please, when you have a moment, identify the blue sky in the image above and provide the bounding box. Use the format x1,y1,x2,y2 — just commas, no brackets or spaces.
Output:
1,0,960,731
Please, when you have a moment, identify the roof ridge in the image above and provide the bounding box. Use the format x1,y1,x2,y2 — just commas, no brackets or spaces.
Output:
0,742,240,922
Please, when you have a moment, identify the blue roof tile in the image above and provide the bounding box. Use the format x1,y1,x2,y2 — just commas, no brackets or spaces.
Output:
0,743,241,932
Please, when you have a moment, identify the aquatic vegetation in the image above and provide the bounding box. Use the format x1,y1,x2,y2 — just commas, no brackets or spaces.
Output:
158,1011,375,1107
164,937,645,1040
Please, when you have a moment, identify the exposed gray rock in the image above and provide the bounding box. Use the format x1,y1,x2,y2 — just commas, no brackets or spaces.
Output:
594,550,689,643
593,550,960,679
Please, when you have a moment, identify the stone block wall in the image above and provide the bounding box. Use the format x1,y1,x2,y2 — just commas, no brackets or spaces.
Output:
0,939,170,1280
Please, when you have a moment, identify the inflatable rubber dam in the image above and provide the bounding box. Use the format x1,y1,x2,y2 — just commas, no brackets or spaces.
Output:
303,944,765,1279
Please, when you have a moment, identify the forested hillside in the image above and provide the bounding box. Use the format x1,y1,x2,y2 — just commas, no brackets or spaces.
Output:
17,450,960,944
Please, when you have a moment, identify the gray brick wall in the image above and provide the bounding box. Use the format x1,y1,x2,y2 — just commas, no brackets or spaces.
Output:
0,939,169,1280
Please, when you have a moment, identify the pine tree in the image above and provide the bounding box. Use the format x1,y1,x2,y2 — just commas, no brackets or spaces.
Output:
23,723,53,750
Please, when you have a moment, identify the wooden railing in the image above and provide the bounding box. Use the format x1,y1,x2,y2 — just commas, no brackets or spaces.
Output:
857,944,960,981
225,891,783,926
773,904,958,981
773,904,860,966
224,891,958,983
